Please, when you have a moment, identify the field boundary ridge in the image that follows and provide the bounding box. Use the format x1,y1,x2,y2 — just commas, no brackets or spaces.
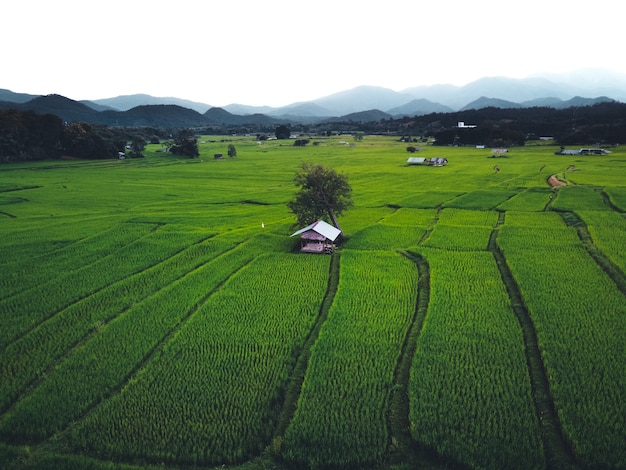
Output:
489,212,580,470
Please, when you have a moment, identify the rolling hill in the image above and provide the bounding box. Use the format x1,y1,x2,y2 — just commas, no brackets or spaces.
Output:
1,68,625,127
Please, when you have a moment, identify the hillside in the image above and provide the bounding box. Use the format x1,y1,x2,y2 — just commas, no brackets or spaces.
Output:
387,98,454,116
4,94,100,122
1,71,624,132
0,88,40,103
324,108,392,123
96,104,210,127
91,94,213,113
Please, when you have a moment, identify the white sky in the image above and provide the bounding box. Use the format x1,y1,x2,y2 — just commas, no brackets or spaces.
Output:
3,0,623,107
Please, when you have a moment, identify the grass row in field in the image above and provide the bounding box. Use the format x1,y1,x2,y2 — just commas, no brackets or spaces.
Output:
422,225,493,251
503,210,568,228
281,250,418,468
0,238,262,441
436,208,499,226
443,189,519,210
395,191,462,208
381,208,437,226
495,187,553,211
0,234,241,413
498,221,626,468
407,248,544,470
421,208,497,251
0,225,209,349
551,185,611,211
0,216,119,266
335,207,396,235
578,210,626,276
344,224,427,250
70,253,331,466
344,208,437,250
603,186,626,211
0,222,156,300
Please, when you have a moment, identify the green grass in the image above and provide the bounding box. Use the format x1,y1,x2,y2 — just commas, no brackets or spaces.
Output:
408,248,544,470
281,250,417,467
70,253,331,466
498,221,626,468
0,136,625,470
578,210,626,273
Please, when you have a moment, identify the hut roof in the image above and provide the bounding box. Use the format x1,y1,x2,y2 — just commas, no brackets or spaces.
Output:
290,220,342,242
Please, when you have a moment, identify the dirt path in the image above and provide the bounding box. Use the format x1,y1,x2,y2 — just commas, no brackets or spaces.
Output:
547,174,566,187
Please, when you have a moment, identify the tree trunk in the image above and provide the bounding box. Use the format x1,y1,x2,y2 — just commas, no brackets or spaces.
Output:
327,207,342,232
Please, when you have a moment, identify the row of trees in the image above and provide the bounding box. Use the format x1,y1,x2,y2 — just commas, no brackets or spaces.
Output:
266,102,626,146
0,109,203,162
358,102,626,146
0,110,117,162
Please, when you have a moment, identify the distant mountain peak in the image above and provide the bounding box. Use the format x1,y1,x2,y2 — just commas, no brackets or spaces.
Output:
461,96,521,111
90,94,212,113
2,68,625,127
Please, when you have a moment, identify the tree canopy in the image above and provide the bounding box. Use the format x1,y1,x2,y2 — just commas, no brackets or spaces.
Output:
169,129,199,157
275,125,290,139
287,162,352,230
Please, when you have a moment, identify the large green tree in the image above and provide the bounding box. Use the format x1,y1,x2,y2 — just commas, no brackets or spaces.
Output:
169,129,199,157
287,162,352,230
275,125,290,140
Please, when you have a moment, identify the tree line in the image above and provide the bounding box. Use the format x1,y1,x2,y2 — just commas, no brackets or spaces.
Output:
3,102,625,163
319,102,626,147
0,109,200,162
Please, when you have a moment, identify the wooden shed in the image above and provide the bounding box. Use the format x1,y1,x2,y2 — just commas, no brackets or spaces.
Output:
290,220,342,254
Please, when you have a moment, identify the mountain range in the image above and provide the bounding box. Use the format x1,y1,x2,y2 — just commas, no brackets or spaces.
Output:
1,69,625,127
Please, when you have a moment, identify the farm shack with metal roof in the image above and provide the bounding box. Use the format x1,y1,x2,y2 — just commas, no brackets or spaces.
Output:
290,220,342,254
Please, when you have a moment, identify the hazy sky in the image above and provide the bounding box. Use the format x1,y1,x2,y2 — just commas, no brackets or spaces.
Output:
3,0,623,107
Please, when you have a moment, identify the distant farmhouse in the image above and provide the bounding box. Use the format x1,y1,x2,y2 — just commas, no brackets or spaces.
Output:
290,220,342,254
555,148,611,155
457,121,476,128
407,157,448,166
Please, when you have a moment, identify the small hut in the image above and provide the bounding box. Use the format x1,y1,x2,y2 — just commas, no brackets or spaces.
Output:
290,220,342,254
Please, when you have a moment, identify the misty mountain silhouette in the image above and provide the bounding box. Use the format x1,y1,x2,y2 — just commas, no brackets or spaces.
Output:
1,69,624,127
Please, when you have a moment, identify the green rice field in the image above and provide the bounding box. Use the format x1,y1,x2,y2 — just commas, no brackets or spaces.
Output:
1,136,625,469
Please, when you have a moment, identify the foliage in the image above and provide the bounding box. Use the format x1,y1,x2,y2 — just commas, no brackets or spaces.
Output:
287,162,352,228
392,102,626,145
169,129,199,157
62,122,120,159
432,125,526,147
0,109,65,162
128,137,146,158
227,143,237,157
274,124,290,139
0,110,126,161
